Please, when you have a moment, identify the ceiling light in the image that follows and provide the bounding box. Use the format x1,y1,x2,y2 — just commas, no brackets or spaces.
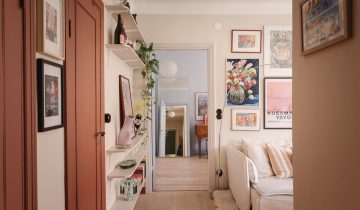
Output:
159,60,177,80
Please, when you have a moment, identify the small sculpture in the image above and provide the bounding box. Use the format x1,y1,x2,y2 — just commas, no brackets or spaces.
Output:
134,114,145,135
117,115,134,147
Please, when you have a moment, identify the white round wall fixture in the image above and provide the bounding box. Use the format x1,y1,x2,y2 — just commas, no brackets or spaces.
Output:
168,111,176,118
214,22,222,31
159,60,178,79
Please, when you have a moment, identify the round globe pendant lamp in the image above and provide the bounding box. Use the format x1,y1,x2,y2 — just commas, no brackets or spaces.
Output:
159,60,177,80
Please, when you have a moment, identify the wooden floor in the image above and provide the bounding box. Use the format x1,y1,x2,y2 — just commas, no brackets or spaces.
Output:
134,191,216,210
155,156,209,191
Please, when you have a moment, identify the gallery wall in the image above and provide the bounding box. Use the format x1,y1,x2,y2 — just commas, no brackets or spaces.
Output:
138,14,292,188
293,1,360,209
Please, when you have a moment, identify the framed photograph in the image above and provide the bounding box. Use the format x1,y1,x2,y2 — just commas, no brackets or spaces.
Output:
231,30,262,53
226,59,260,107
195,92,208,121
301,0,351,55
232,110,260,131
264,26,292,77
264,78,292,129
37,59,64,132
119,75,134,127
37,0,65,60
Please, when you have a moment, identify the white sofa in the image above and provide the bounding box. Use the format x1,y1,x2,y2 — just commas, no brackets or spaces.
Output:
226,141,293,210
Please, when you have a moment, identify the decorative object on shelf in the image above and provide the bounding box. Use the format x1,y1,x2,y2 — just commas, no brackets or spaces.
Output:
120,177,137,201
105,113,111,123
119,75,133,127
117,115,135,146
134,114,145,135
264,25,292,77
132,14,137,23
226,59,259,106
114,14,127,44
124,2,130,9
264,78,292,129
159,60,177,80
232,109,260,131
37,0,65,60
117,159,137,169
195,92,208,121
37,59,64,132
137,42,160,123
231,30,262,53
301,0,351,55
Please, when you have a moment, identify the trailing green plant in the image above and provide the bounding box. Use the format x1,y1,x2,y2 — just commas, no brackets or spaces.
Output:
136,42,159,122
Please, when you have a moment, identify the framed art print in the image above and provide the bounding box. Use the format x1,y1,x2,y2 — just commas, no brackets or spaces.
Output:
301,0,351,55
37,0,65,60
195,92,208,121
226,59,260,107
264,25,292,77
37,59,64,132
232,109,260,131
231,30,262,53
264,78,292,129
119,75,134,127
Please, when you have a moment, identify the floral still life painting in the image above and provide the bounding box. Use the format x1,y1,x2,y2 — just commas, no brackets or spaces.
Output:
226,59,259,106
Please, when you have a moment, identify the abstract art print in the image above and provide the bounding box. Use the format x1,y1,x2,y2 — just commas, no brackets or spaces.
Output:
195,92,208,121
301,0,351,55
119,75,134,128
37,0,65,60
37,59,64,132
231,30,262,53
264,78,292,129
264,26,292,77
232,110,260,131
226,59,259,107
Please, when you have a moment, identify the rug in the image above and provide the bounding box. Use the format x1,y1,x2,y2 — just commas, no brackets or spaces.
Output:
213,190,238,210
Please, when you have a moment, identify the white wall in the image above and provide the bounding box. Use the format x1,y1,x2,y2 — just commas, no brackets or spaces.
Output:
138,14,292,188
36,53,66,210
156,50,208,155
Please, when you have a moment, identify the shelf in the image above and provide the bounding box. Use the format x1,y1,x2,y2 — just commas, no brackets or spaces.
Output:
107,142,147,180
106,44,145,69
105,5,144,42
107,135,145,154
110,179,146,210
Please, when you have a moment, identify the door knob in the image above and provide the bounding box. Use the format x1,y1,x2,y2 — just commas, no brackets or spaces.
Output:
96,131,105,137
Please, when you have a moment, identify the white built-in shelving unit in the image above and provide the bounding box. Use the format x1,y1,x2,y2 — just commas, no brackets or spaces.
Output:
105,44,145,69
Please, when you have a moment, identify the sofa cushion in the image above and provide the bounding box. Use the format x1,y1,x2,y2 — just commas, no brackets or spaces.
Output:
267,144,293,178
252,177,293,196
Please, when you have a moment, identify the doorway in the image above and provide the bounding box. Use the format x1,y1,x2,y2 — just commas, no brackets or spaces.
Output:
153,48,210,191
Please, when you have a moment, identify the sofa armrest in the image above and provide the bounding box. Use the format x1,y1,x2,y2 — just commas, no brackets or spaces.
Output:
226,146,251,210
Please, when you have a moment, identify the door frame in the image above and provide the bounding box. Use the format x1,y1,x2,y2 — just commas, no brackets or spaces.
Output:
153,43,216,193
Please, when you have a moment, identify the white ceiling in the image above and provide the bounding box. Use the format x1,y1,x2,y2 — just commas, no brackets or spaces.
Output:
132,0,292,15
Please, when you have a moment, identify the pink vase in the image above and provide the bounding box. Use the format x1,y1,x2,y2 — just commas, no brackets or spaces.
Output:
117,116,134,146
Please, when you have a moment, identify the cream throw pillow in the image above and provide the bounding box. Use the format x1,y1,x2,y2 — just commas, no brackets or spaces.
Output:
243,141,274,178
267,144,293,178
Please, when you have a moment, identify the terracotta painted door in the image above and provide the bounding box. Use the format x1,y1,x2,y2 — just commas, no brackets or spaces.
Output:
75,1,103,210
0,1,26,210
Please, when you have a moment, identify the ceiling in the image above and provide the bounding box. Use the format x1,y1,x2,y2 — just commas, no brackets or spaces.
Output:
132,0,292,15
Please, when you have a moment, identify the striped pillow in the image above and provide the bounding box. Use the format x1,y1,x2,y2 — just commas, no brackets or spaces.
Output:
266,144,293,178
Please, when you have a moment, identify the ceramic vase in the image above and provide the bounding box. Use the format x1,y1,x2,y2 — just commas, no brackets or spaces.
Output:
117,116,134,146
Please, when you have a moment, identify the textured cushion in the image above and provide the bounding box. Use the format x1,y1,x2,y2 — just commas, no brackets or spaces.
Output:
252,177,293,196
243,141,274,178
248,158,259,184
267,144,293,178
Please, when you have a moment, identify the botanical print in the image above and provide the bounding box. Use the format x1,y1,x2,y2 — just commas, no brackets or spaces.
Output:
226,59,259,106
45,2,58,44
238,35,256,48
270,30,292,69
45,75,59,117
196,93,208,121
265,79,292,129
232,110,260,130
302,0,345,52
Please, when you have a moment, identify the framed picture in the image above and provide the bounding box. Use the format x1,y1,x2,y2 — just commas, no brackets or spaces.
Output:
264,26,292,77
119,76,134,127
231,30,262,53
232,109,260,131
301,0,351,55
226,59,260,107
37,59,64,132
37,0,65,60
195,92,208,121
264,78,292,129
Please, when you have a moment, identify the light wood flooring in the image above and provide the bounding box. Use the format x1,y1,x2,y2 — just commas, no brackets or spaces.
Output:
155,157,209,191
134,191,216,210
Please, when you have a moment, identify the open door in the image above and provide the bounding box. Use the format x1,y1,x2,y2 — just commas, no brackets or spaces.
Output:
158,99,167,157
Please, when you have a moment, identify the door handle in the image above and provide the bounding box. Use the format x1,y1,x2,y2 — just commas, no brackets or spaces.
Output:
96,131,105,137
